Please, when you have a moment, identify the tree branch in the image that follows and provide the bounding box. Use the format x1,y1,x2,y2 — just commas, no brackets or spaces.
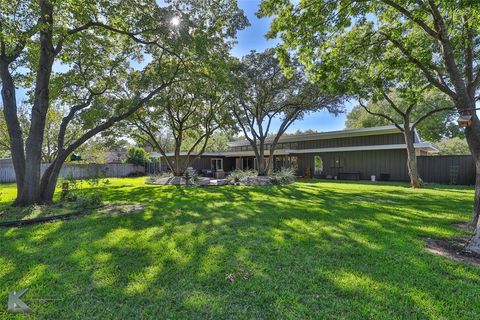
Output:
380,0,438,38
358,99,404,132
412,106,453,129
380,32,455,97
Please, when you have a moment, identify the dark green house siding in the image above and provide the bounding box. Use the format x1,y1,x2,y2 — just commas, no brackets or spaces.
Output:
295,149,409,181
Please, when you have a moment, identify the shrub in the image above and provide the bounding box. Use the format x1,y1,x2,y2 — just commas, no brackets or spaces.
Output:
184,170,199,185
271,167,296,185
126,147,150,166
146,172,173,184
228,169,258,183
74,193,103,209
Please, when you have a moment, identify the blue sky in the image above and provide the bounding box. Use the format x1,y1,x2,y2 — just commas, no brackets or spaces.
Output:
231,0,354,133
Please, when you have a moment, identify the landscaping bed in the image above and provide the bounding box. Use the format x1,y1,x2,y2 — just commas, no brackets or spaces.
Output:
146,168,296,186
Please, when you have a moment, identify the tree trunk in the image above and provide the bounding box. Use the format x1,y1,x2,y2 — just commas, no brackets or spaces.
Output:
404,128,423,188
174,146,183,176
0,61,26,202
471,166,480,228
266,154,274,176
464,120,480,228
467,227,480,254
257,145,266,175
39,154,67,204
15,0,55,206
464,118,480,253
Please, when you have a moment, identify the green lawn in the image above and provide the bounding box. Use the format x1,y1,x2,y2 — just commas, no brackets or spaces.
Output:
0,178,479,319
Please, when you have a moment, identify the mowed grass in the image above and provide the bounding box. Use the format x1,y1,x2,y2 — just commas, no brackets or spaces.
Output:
0,178,479,319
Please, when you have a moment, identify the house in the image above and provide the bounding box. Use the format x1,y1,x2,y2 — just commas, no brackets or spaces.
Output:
154,125,438,181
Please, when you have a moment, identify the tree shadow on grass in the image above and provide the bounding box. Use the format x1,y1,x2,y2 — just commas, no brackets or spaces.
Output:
0,181,479,319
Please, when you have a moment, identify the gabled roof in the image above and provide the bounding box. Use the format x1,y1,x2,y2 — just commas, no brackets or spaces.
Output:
227,125,404,147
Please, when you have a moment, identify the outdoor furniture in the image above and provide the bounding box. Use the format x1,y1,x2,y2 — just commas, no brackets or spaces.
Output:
214,170,225,179
202,169,214,177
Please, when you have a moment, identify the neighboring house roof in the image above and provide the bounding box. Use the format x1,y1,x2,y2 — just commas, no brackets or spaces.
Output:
226,125,420,147
104,150,127,163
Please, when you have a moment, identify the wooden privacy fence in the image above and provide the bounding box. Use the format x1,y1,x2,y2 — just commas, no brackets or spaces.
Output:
0,163,145,183
417,155,475,185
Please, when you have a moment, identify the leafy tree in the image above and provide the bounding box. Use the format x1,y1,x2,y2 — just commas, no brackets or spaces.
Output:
260,0,480,252
126,147,150,166
130,79,235,176
231,49,343,176
346,92,461,142
0,0,247,205
201,131,234,152
435,138,471,156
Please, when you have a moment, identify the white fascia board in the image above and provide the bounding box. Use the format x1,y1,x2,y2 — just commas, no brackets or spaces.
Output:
222,149,291,158
152,151,227,157
153,142,439,158
226,125,401,147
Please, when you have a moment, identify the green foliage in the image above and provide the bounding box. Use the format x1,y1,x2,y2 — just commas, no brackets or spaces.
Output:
126,147,150,166
259,0,478,145
233,49,344,126
435,138,471,155
183,170,199,185
346,90,460,141
74,193,103,209
1,0,248,204
271,167,296,185
230,49,343,175
130,75,237,175
228,169,258,183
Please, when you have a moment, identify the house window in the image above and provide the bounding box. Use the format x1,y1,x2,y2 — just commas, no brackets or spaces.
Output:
240,157,255,170
211,158,223,171
314,155,323,175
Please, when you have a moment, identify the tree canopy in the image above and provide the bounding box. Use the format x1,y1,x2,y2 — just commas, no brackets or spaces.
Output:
0,0,247,204
346,90,460,142
260,0,480,249
130,76,236,175
231,49,344,175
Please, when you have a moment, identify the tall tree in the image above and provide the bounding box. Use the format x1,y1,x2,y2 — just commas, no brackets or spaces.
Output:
260,0,480,252
232,49,343,176
130,80,234,176
346,91,461,142
435,137,470,156
0,0,247,205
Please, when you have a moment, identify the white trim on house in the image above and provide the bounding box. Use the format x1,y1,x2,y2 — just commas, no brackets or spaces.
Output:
150,141,438,158
223,149,291,157
226,125,402,147
222,142,437,157
150,151,229,158
287,142,438,154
